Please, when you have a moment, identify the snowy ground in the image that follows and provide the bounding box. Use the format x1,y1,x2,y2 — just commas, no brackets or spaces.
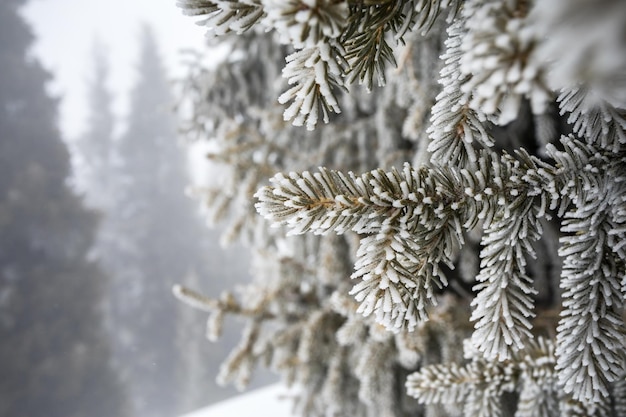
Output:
179,384,296,417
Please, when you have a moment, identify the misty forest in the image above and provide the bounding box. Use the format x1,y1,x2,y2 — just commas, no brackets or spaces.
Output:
1,1,258,417
2,0,626,417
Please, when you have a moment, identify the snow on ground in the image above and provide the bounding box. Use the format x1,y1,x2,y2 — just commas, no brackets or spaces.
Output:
179,384,297,417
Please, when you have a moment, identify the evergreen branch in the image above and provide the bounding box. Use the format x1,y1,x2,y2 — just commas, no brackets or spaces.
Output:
407,343,518,417
255,164,465,330
559,399,610,417
254,168,377,235
545,136,613,217
515,337,559,417
173,284,274,340
255,161,494,238
353,339,397,411
555,184,626,404
608,177,626,266
176,0,264,37
558,87,626,154
516,383,558,417
409,0,461,35
340,0,460,91
465,382,509,417
175,1,626,413
217,320,261,389
551,137,626,266
428,19,494,167
349,226,448,331
256,153,557,332
458,0,551,125
408,337,558,417
547,137,626,406
263,1,349,130
254,136,622,407
517,336,557,386
341,1,404,90
613,372,626,417
343,26,395,90
466,148,556,361
470,197,542,361
544,136,626,405
278,42,347,130
406,361,476,405
319,348,351,415
265,0,349,49
173,284,222,312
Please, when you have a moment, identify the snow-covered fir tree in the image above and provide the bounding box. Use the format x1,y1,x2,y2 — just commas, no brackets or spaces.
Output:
174,0,626,416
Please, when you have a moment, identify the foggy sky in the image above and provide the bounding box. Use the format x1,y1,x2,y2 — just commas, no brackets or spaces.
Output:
21,0,207,140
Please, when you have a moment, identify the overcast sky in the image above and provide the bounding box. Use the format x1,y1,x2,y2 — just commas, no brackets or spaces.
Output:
22,0,208,140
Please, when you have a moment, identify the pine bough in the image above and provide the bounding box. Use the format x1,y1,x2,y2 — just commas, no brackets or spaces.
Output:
178,0,461,129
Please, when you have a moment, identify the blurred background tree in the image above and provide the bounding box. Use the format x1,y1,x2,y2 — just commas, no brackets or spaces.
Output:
0,1,129,416
71,23,263,417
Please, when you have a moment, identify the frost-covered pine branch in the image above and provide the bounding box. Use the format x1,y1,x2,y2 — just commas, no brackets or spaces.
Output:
458,0,551,125
256,132,626,409
407,337,559,417
177,0,460,129
176,0,264,37
278,42,346,130
255,151,558,338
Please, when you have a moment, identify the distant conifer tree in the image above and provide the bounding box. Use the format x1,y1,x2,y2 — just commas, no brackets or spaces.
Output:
0,1,129,416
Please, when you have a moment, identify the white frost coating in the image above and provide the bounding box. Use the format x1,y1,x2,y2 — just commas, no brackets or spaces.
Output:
264,0,348,48
459,0,551,125
279,43,343,129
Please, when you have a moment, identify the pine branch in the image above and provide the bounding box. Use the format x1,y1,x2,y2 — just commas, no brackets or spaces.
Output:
350,226,448,331
265,0,349,49
176,2,626,412
549,135,626,265
470,198,542,361
535,136,626,406
256,153,557,332
340,0,458,91
542,135,626,404
409,0,461,35
458,0,551,125
613,372,626,417
608,178,626,267
408,337,559,417
341,2,400,90
407,341,518,417
558,88,626,154
406,361,475,405
217,320,261,389
278,42,347,130
427,19,494,167
516,383,558,417
176,0,264,37
545,136,609,215
515,337,559,417
555,184,626,404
